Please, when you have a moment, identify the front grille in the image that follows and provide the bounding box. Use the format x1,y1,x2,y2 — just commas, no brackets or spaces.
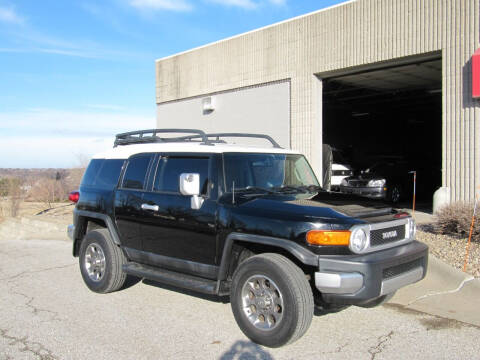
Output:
333,170,353,176
370,225,405,247
383,258,423,280
347,180,368,187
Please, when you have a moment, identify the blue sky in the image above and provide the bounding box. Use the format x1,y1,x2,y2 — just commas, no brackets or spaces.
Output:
0,0,346,168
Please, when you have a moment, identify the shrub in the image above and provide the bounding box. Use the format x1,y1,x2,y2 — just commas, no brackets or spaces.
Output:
435,201,479,242
8,178,24,217
0,177,25,217
0,178,10,196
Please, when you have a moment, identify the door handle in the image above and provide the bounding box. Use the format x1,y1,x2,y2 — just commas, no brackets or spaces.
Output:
141,203,159,211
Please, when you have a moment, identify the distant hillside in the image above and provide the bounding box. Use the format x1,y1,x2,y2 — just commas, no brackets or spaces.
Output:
0,168,70,181
0,167,85,203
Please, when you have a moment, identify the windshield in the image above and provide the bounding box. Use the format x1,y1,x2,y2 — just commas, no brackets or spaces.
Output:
365,162,389,173
223,153,319,192
332,149,348,165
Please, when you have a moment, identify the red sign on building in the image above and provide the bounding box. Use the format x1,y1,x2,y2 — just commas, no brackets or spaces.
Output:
473,48,480,98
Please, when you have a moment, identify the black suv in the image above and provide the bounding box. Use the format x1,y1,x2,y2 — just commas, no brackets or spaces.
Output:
68,129,428,347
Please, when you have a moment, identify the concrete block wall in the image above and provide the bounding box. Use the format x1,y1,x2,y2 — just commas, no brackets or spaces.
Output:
156,0,480,202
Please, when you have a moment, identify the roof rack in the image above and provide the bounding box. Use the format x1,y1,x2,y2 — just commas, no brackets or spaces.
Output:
114,129,208,147
201,133,282,149
114,129,282,149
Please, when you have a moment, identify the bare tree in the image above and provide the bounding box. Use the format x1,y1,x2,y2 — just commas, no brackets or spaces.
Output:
0,199,4,222
74,152,90,168
8,178,24,217
66,168,85,191
30,177,65,209
0,177,25,218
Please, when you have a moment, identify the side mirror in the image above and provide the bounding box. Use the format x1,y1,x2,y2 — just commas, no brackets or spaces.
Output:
179,173,204,210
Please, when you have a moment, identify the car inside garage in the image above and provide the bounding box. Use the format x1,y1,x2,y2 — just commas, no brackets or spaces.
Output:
321,56,442,207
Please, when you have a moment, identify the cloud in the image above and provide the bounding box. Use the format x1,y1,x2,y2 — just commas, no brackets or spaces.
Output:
0,44,144,60
205,0,286,9
207,0,257,9
0,108,155,168
0,108,154,137
127,0,285,12
0,136,113,168
129,0,193,11
87,104,126,111
0,5,24,24
1,27,150,60
36,48,102,59
0,5,150,60
0,47,28,53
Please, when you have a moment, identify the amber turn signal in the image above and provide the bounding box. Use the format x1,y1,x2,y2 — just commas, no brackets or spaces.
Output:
306,230,351,246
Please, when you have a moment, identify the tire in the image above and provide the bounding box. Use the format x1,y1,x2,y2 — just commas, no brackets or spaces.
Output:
357,291,396,308
79,229,128,293
388,185,402,204
230,253,314,347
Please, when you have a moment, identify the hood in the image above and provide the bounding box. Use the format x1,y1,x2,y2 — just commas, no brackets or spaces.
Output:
308,191,392,217
332,163,352,170
231,191,393,221
348,173,385,181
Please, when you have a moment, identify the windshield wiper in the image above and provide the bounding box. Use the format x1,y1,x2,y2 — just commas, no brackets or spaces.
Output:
272,185,308,194
235,186,275,196
297,185,325,193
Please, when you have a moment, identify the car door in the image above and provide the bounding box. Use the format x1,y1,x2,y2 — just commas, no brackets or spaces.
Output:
114,153,155,252
139,154,218,279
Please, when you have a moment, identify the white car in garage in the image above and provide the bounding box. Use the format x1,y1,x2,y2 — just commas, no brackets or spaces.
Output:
330,149,353,191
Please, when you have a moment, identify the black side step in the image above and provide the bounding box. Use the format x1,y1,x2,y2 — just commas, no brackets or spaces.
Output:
123,262,218,295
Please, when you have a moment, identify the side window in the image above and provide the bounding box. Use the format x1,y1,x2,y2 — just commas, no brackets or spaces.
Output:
95,160,124,189
81,159,103,187
154,157,209,194
122,155,152,190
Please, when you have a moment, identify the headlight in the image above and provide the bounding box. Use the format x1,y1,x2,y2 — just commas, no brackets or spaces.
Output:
407,218,416,239
367,179,386,187
350,228,369,253
340,179,348,187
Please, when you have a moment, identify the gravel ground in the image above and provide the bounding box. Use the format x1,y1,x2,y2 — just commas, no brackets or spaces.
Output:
417,228,480,278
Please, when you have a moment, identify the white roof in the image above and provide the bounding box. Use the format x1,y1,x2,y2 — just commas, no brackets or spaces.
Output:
93,142,300,160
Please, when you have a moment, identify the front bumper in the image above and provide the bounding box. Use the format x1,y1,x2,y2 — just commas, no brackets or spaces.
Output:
339,185,386,199
315,240,428,305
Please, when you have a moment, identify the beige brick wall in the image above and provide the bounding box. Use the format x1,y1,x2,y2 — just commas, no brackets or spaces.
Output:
156,0,480,202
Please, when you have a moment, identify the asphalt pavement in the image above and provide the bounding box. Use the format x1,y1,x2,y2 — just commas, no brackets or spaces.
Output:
1,237,480,360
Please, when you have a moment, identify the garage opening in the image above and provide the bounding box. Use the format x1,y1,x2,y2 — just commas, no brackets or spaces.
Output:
321,56,442,210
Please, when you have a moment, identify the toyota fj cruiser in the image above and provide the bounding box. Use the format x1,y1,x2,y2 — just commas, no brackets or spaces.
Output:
68,129,428,347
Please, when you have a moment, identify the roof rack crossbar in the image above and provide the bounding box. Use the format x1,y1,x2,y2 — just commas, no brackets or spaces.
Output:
180,133,282,148
205,133,282,148
114,129,208,147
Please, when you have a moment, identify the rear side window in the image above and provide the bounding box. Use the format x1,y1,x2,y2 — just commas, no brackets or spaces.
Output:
81,159,103,187
81,159,124,189
122,155,152,190
154,157,209,194
95,160,124,189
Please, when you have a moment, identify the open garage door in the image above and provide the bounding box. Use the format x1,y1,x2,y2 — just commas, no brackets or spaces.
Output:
322,56,442,210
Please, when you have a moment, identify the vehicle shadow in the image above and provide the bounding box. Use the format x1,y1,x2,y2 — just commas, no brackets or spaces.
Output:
219,340,274,360
122,275,142,290
142,279,230,303
314,304,350,316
